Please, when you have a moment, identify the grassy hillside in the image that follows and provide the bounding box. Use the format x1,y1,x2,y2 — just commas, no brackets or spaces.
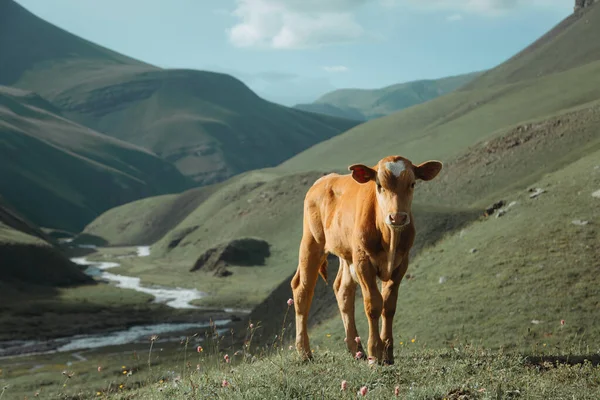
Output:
0,85,191,232
306,146,600,350
294,71,481,120
1,0,360,186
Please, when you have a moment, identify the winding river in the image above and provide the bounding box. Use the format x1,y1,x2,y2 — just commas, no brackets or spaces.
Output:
0,246,242,358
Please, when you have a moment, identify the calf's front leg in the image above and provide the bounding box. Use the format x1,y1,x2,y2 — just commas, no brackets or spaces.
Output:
355,255,384,363
380,256,408,365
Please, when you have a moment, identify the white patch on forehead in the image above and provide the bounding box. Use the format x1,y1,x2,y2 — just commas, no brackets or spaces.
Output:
384,160,406,177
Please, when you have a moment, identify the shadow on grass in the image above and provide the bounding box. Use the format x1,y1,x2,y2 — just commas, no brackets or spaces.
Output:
524,354,600,368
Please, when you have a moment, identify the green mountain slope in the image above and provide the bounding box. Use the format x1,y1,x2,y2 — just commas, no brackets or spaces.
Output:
278,3,600,180
294,71,481,121
0,85,191,232
462,4,600,90
1,0,360,186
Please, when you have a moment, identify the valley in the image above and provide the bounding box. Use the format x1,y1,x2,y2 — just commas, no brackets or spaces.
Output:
1,0,600,398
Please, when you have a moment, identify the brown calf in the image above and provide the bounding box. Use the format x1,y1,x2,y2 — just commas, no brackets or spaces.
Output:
290,155,443,364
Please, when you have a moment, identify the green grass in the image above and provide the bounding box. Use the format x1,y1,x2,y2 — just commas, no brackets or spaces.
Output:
295,70,482,121
2,322,599,399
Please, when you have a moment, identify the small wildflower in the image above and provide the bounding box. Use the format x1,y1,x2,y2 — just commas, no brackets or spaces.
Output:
560,319,565,325
97,366,102,372
341,380,348,391
224,354,230,363
289,345,294,350
96,392,102,396
411,338,416,343
119,384,124,389
326,333,331,338
359,386,368,396
543,343,547,347
197,345,203,353
122,370,128,375
249,323,254,329
121,366,126,369
287,298,294,306
150,334,158,342
400,342,403,345
395,386,400,396
222,379,229,388
355,351,363,359
159,380,164,384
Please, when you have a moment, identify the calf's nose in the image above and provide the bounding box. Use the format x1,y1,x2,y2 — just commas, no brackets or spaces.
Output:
388,212,409,226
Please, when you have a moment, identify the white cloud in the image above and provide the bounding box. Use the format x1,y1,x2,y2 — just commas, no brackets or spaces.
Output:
228,0,368,49
446,13,463,21
322,65,349,73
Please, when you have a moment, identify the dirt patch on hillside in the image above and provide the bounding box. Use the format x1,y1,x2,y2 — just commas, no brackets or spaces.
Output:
190,238,270,277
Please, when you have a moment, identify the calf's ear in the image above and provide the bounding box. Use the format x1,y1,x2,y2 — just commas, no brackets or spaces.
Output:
348,164,376,184
415,160,443,181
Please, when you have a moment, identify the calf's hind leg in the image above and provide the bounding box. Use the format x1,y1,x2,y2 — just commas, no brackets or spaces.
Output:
333,258,365,357
291,234,325,360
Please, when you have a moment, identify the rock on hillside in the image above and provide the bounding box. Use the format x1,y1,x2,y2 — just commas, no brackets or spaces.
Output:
191,238,271,277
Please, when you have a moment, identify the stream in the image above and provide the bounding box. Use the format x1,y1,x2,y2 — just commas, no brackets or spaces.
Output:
0,246,244,358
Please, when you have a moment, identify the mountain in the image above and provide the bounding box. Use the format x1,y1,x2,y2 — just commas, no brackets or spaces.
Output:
293,71,481,121
0,85,191,232
0,0,361,186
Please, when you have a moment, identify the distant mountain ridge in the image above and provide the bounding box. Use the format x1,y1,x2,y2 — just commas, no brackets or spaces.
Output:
294,71,482,121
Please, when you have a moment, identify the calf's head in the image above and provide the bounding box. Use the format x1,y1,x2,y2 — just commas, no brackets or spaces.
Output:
349,156,443,229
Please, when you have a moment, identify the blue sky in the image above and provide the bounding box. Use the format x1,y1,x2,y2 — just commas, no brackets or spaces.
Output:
16,0,572,105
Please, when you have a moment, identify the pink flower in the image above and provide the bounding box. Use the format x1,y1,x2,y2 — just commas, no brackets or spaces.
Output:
249,323,254,329
222,379,229,387
358,386,368,396
197,345,203,353
287,298,294,306
224,354,230,363
97,366,102,372
355,336,361,344
560,319,565,325
394,386,400,396
341,380,348,391
355,351,363,359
